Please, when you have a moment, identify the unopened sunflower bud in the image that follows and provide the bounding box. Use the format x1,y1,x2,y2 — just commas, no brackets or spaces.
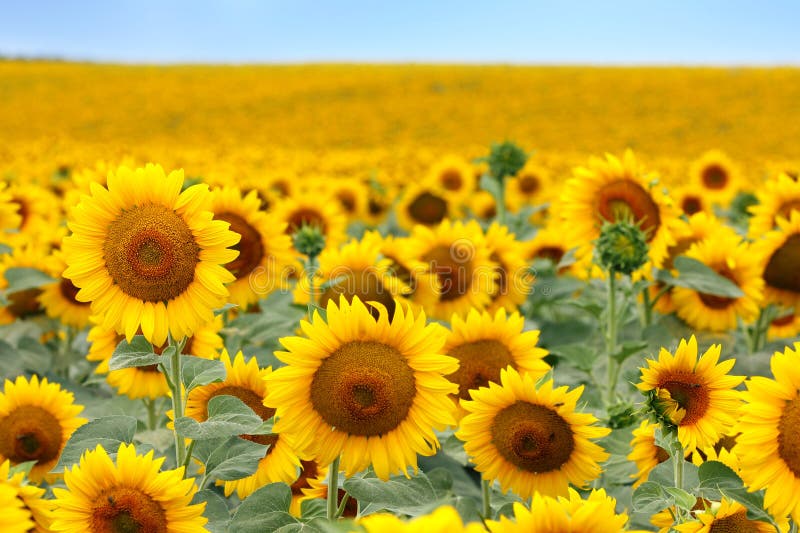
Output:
606,401,638,429
595,220,648,275
292,224,326,258
487,141,527,181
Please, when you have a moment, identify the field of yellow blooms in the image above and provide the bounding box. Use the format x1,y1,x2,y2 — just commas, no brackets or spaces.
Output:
2,61,800,532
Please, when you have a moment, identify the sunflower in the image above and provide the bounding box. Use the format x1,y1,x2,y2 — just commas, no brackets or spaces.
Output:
0,244,53,325
405,219,498,320
297,231,411,318
62,163,240,346
670,232,763,332
735,343,800,522
184,350,300,498
559,150,676,262
0,181,22,237
288,460,328,516
467,190,498,220
210,186,295,309
51,443,207,532
270,192,347,253
637,336,743,451
456,367,609,499
426,155,476,201
319,179,367,222
359,505,486,532
485,222,534,313
673,185,711,217
505,160,550,212
38,250,92,329
0,375,86,483
674,498,788,533
689,150,741,204
0,484,32,533
0,459,52,532
3,183,62,249
445,308,549,417
752,210,800,309
62,157,136,212
395,183,458,231
688,433,740,471
363,183,396,227
647,212,732,314
768,310,800,340
749,173,800,237
485,488,630,533
87,315,223,400
265,296,458,480
523,221,584,276
627,420,671,488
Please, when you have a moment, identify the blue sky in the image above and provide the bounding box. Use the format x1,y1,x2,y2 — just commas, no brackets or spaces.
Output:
1,1,798,65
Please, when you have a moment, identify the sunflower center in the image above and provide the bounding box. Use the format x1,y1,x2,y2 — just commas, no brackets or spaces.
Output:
764,234,800,293
701,165,729,190
407,192,447,225
207,385,275,421
698,265,739,310
518,174,540,195
285,208,327,234
368,197,387,217
658,374,710,425
664,237,697,270
777,397,800,476
534,246,565,264
216,212,263,279
92,487,167,533
491,401,574,473
681,196,703,215
243,433,278,451
318,271,396,319
0,405,63,464
104,204,199,303
448,340,514,399
595,179,661,239
707,509,758,533
489,253,508,300
6,288,43,318
310,341,415,436
337,191,357,214
422,244,471,302
59,277,86,305
440,170,463,191
777,201,800,223
772,313,796,327
290,460,319,495
11,197,30,227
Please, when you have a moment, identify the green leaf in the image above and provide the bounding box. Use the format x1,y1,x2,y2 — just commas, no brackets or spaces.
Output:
55,415,137,472
611,340,649,364
663,487,697,511
632,481,671,514
174,395,263,440
479,173,502,201
191,489,230,533
181,357,226,392
202,436,266,483
109,336,160,370
655,256,744,298
8,460,37,478
549,344,596,373
214,303,238,316
16,337,53,371
229,483,298,533
3,267,55,293
343,469,450,516
0,243,11,255
276,520,359,533
698,460,744,491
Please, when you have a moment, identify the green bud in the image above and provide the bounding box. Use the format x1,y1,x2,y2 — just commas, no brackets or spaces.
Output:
606,401,638,429
486,141,527,181
292,224,326,258
595,220,649,275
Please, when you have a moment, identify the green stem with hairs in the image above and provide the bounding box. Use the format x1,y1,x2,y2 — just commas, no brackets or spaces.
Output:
482,479,492,519
327,456,340,521
641,285,653,328
144,398,157,430
305,254,319,321
605,271,619,405
495,177,507,226
672,437,685,523
167,335,187,471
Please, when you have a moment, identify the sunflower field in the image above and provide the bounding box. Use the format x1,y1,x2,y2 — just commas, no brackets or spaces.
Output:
2,62,800,532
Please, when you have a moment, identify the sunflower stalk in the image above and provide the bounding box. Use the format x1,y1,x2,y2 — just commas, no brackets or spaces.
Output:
481,479,492,519
326,456,340,521
605,271,619,405
167,334,188,471
144,398,157,430
334,491,350,519
671,437,685,523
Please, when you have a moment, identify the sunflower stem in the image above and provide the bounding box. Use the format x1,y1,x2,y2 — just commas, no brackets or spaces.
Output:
496,178,507,226
481,479,492,519
640,286,652,328
305,255,319,321
672,438,685,523
167,334,188,472
605,270,619,405
326,456,340,521
182,440,196,473
334,491,350,519
144,398,157,430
